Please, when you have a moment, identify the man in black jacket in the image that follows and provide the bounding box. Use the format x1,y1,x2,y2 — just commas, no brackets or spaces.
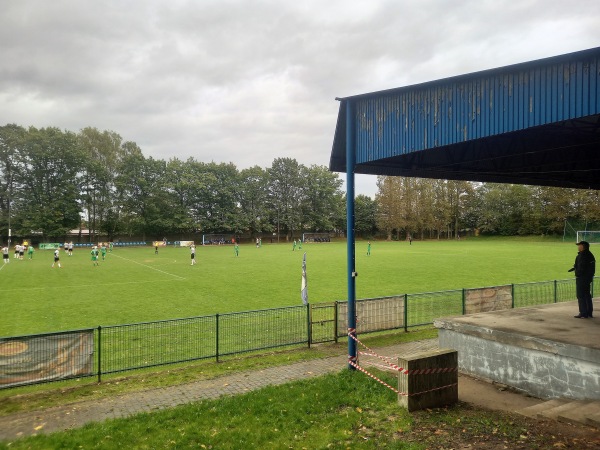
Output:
569,241,596,318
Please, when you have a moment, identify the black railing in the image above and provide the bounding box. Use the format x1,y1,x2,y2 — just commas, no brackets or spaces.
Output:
1,277,594,389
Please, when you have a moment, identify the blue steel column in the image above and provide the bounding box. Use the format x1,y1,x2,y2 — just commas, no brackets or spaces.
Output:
346,100,357,370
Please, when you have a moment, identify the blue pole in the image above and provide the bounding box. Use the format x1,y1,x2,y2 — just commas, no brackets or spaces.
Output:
346,100,357,370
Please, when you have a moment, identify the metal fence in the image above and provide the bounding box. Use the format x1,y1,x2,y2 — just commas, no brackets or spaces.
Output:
1,277,594,389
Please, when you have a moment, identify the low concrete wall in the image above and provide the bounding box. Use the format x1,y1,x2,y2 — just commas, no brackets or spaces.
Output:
436,312,600,400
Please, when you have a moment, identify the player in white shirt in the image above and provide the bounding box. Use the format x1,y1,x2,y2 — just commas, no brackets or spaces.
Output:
52,248,61,268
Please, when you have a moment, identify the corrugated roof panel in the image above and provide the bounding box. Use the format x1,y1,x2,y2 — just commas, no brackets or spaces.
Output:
345,52,600,168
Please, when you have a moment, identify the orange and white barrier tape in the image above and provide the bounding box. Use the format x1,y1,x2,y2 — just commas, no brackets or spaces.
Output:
348,331,457,396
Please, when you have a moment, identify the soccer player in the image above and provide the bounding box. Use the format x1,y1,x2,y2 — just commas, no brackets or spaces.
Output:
91,246,99,266
52,248,61,268
101,244,107,260
27,245,34,259
190,244,196,265
292,240,297,251
367,241,371,256
2,245,9,264
234,242,239,256
68,242,74,256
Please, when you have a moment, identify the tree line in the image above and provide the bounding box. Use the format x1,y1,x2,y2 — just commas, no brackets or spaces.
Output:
374,177,600,240
1,123,599,243
0,124,344,242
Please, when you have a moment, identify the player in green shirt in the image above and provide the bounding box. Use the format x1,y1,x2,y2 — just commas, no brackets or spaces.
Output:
101,245,107,260
27,245,34,259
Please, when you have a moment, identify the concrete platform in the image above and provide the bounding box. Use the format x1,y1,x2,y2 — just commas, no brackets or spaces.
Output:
434,300,600,400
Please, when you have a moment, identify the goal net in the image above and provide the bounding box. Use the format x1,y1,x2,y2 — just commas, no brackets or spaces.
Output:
576,231,600,244
302,232,331,243
202,234,235,245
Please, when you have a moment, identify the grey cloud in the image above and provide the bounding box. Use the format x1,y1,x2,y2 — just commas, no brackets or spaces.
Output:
2,0,600,197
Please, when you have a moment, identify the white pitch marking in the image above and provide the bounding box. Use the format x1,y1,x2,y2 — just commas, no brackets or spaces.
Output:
111,253,185,280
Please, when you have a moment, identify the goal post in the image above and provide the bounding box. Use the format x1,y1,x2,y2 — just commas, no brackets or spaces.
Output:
576,231,600,244
202,234,235,245
302,232,332,243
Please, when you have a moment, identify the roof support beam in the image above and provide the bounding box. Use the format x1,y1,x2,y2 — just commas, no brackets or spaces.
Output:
346,100,357,370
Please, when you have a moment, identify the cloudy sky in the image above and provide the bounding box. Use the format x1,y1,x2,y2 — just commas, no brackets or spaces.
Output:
1,1,600,197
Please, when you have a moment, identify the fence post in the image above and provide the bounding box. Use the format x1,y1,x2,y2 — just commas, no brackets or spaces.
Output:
462,289,466,315
554,280,558,303
334,301,338,343
510,284,515,308
403,294,408,332
97,326,102,384
215,314,220,363
307,303,311,348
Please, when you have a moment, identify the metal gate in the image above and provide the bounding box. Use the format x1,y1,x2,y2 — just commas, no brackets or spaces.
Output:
309,302,337,344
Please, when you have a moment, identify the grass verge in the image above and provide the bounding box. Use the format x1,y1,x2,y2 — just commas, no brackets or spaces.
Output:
3,364,596,449
0,329,437,417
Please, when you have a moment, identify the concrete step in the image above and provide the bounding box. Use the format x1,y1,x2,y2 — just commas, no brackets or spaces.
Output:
557,402,600,425
587,410,600,428
541,400,590,420
517,399,600,429
518,399,568,418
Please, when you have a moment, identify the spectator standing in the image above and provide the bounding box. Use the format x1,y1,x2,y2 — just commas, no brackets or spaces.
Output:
569,240,596,318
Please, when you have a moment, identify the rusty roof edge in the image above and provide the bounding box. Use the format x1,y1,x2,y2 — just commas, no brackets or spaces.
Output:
334,46,600,102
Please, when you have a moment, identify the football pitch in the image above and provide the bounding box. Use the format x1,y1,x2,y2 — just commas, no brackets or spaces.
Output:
0,238,577,337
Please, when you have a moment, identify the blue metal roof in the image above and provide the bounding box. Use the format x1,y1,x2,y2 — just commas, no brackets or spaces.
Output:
330,47,600,189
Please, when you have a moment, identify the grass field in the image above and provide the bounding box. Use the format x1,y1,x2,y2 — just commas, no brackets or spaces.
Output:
0,237,579,337
3,369,562,450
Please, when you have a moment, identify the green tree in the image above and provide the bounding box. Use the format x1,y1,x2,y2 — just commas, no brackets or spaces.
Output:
194,162,239,234
376,176,400,240
268,158,303,241
78,127,124,242
238,166,271,238
447,180,473,239
163,158,201,236
0,124,26,242
116,148,169,239
185,161,218,235
354,194,377,238
15,127,84,238
475,183,538,235
300,165,344,234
